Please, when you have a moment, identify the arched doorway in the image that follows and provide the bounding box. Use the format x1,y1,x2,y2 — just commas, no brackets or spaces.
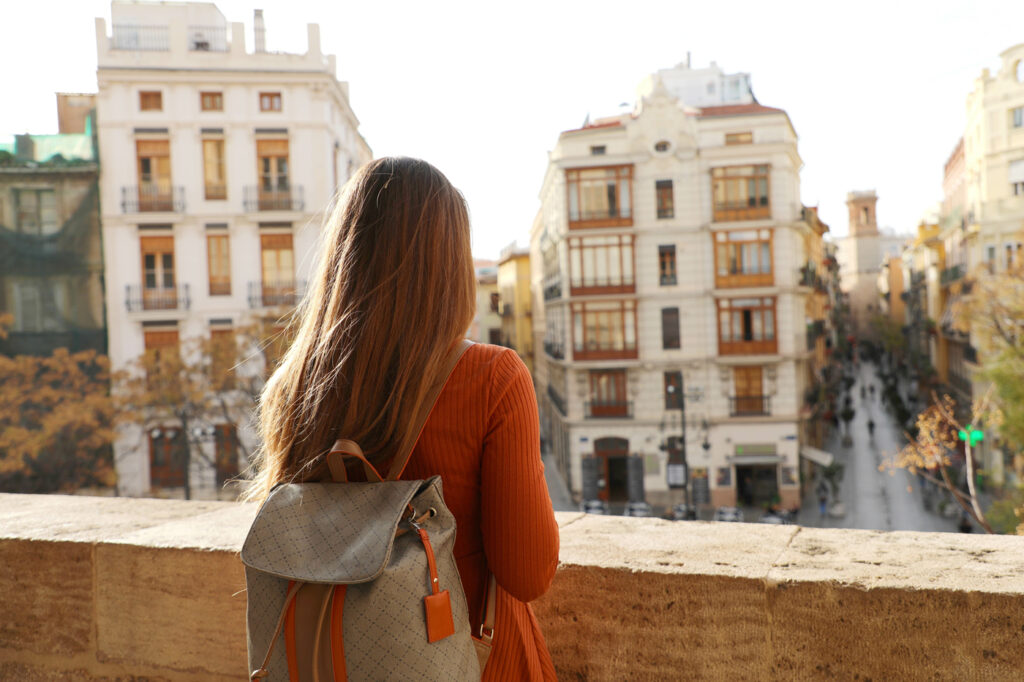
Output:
594,437,629,502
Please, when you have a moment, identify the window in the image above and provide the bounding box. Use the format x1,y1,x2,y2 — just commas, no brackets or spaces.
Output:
202,138,227,200
571,300,637,360
656,179,674,219
1013,107,1023,128
214,424,239,486
661,307,680,349
260,233,295,305
732,366,767,415
1011,160,1024,196
140,236,176,310
207,233,231,295
568,234,634,293
654,140,670,153
148,427,186,488
714,229,773,287
489,292,499,313
658,245,677,285
712,165,770,221
664,371,683,410
200,91,223,111
259,92,282,112
725,132,752,145
588,369,628,417
488,328,502,345
987,245,997,264
717,297,777,355
566,165,633,228
136,139,172,211
14,281,61,332
139,91,163,111
257,138,290,208
590,145,606,155
143,328,180,391
15,189,58,235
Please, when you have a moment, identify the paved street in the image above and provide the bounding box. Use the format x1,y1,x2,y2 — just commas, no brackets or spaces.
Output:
801,361,961,533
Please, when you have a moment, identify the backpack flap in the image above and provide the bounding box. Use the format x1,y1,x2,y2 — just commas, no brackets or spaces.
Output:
241,478,430,584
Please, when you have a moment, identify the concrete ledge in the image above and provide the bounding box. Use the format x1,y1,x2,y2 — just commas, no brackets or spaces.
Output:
1,494,1023,680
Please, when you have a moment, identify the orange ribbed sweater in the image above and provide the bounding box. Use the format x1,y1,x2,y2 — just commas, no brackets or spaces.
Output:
401,343,560,681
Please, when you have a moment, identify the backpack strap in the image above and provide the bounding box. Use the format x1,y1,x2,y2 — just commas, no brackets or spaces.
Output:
385,339,472,480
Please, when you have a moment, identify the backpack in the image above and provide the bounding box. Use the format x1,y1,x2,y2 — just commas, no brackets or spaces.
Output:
242,340,494,681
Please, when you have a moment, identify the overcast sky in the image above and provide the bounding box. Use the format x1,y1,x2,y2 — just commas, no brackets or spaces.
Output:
3,1,1023,258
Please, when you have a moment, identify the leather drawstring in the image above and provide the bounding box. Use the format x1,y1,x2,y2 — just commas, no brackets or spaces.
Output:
311,586,334,682
251,581,303,680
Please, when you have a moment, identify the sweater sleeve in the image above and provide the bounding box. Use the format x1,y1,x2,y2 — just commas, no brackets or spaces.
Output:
479,349,560,603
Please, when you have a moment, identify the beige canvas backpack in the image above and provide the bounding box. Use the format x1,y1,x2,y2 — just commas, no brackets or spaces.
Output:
242,340,494,681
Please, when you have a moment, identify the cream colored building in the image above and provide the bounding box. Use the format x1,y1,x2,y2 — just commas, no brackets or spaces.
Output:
96,1,371,496
469,260,501,345
531,61,830,513
497,244,534,375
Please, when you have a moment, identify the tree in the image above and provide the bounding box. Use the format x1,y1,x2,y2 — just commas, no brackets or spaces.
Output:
0,348,117,493
114,318,288,499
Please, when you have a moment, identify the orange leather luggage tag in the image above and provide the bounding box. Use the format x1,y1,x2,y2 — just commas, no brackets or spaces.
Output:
424,589,456,643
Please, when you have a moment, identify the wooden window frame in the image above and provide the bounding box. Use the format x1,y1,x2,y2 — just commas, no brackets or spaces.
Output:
202,138,227,200
716,297,777,355
588,369,628,417
568,234,635,295
725,132,753,145
149,429,186,488
214,424,239,486
712,164,771,222
207,233,231,296
655,179,674,219
664,371,683,410
566,165,634,229
714,228,774,288
260,232,295,304
139,91,163,111
732,366,767,416
571,300,638,361
140,236,177,310
259,92,282,112
200,91,223,112
658,245,677,285
661,307,681,349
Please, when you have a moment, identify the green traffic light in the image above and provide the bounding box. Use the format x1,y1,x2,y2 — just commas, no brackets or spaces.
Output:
958,425,984,446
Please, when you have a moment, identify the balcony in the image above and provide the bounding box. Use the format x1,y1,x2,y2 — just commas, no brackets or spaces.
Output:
501,303,513,317
712,202,771,223
542,279,562,301
243,186,305,212
547,384,567,417
125,284,190,313
719,338,777,356
247,280,305,308
573,344,638,362
569,276,635,297
941,264,964,286
806,319,826,351
110,24,170,51
729,395,771,417
121,185,185,213
715,271,774,289
584,400,633,419
543,339,565,360
187,25,229,52
2,494,1019,681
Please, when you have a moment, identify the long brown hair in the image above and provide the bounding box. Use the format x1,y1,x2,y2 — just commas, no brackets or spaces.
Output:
247,157,476,500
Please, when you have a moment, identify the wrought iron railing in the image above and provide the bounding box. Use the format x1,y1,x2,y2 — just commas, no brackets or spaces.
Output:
125,284,190,312
243,186,304,212
547,385,567,417
111,24,170,51
542,280,562,301
187,25,228,51
121,185,185,213
729,395,771,417
940,265,964,285
584,400,633,419
247,280,305,308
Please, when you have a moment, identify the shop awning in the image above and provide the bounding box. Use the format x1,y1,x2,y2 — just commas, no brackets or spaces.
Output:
800,446,834,467
727,454,783,466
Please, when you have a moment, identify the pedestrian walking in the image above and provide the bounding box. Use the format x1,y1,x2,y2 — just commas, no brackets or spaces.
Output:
816,481,828,518
867,419,875,438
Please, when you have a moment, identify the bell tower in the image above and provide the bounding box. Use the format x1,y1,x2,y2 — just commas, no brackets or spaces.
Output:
847,190,879,237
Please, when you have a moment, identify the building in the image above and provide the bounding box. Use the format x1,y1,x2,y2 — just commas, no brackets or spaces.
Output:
0,101,106,357
95,1,371,496
834,191,910,339
531,61,833,513
497,243,534,374
469,259,501,344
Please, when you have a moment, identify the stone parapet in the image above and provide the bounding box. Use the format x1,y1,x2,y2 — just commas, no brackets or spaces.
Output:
1,493,1022,681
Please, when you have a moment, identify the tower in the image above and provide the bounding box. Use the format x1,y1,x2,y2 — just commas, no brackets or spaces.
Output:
847,190,879,237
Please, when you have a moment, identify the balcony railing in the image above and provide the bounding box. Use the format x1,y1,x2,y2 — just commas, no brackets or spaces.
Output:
204,183,227,201
547,385,567,417
719,338,777,356
187,25,228,51
569,276,635,296
715,271,774,289
543,339,565,360
712,202,770,223
501,303,513,317
573,343,638,362
244,186,305,212
121,185,185,213
729,395,771,417
806,319,826,351
247,280,305,308
584,400,633,419
125,284,190,312
941,265,964,285
111,24,170,51
542,279,562,301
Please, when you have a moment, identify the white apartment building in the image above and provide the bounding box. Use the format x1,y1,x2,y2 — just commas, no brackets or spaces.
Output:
532,63,830,513
96,1,371,496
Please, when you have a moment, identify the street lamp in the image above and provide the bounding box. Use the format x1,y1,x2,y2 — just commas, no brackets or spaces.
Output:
663,383,697,519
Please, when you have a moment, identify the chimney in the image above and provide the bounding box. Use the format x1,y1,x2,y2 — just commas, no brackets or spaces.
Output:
254,9,266,53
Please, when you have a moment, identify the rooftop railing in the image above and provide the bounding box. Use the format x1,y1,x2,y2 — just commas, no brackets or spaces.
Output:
111,24,170,51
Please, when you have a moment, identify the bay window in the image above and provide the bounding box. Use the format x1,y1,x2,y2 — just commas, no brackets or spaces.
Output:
712,165,770,222
714,228,774,287
572,300,637,360
569,234,634,294
717,297,777,355
566,165,633,228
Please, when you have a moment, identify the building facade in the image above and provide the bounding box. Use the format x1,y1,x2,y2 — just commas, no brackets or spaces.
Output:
497,244,534,375
96,2,371,496
0,103,106,358
532,63,832,513
469,260,501,345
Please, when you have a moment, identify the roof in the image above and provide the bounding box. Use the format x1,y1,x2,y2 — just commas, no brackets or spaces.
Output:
560,119,625,136
696,103,787,118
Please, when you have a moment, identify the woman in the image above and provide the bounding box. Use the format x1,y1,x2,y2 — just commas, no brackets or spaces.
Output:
247,157,560,680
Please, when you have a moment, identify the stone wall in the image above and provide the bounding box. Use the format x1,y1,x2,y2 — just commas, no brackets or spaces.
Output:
1,493,1022,681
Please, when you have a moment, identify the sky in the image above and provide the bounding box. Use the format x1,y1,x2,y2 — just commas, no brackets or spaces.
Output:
3,0,1023,259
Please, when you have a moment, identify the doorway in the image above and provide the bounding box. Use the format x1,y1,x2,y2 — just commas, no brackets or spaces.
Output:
594,436,629,502
735,464,779,507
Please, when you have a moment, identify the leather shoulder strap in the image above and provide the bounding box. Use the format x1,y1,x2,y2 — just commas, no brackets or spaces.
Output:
386,339,473,480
